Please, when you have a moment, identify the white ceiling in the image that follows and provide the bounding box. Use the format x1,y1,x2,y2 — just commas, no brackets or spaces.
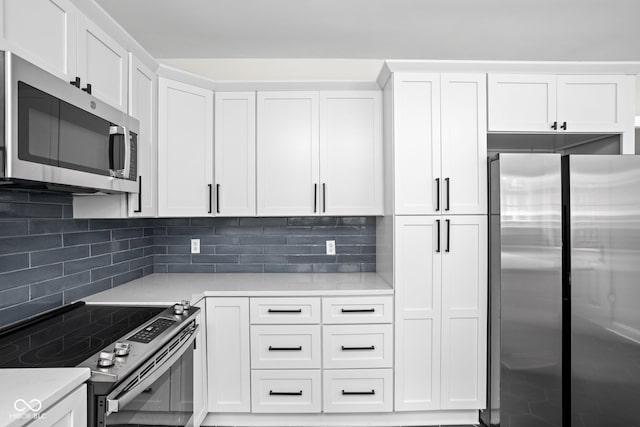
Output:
95,0,640,61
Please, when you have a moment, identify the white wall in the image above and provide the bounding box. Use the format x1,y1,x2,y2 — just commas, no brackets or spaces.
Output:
158,58,384,81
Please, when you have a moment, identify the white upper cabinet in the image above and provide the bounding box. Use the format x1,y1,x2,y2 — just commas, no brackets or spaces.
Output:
128,54,157,217
76,14,129,112
487,74,556,132
393,74,441,215
488,73,633,133
1,0,77,81
393,73,487,215
215,92,256,216
556,75,632,133
319,91,383,216
257,92,320,216
2,0,129,111
158,77,214,217
440,74,487,215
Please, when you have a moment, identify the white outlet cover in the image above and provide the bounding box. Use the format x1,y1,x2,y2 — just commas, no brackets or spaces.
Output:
326,240,336,255
191,239,201,254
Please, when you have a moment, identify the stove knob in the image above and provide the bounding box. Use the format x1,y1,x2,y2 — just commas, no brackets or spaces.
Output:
181,300,191,310
173,303,184,316
114,342,131,357
97,351,116,368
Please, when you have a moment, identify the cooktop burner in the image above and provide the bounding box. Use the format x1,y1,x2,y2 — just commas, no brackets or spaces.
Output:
0,304,164,368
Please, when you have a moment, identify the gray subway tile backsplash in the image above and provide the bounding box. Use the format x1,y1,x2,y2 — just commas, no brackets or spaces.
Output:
0,189,376,328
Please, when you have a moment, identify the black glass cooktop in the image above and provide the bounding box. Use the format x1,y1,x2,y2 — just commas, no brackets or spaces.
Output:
0,303,164,368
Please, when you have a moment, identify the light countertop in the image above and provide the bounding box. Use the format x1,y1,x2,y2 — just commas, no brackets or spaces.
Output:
0,368,90,427
83,272,393,305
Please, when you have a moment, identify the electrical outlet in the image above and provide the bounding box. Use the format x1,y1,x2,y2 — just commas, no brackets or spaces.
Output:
191,239,200,254
326,240,336,255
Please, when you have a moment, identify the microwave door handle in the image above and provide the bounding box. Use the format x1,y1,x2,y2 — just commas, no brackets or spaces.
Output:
105,324,199,415
122,127,131,179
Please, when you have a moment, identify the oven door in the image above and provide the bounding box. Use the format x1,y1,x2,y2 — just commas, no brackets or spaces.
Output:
96,324,198,427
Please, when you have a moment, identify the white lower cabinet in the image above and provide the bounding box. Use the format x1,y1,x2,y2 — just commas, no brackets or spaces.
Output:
250,325,321,369
29,384,87,427
394,215,487,411
206,297,250,412
323,369,393,413
251,370,322,413
322,324,393,369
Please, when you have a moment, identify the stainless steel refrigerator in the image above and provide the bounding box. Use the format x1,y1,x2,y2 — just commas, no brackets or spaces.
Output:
482,153,640,427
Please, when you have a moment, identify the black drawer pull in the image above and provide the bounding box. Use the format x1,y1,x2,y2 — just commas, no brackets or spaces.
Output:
341,345,375,351
269,390,303,396
268,346,302,351
341,308,375,313
267,308,302,313
342,389,375,395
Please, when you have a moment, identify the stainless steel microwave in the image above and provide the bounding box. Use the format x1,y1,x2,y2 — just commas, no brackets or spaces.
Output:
0,51,139,193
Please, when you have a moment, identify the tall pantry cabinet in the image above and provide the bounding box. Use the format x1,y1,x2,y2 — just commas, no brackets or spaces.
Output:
384,72,488,413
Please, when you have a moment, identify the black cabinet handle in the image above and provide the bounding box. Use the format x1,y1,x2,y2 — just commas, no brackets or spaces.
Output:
268,346,302,351
322,183,326,213
445,177,450,211
313,183,318,213
551,121,558,130
269,390,302,396
436,219,441,253
70,77,80,88
560,121,567,130
82,83,92,94
268,308,302,313
216,184,220,214
435,178,440,211
208,184,212,214
445,219,450,253
341,308,375,313
133,176,142,213
342,389,375,396
341,345,375,351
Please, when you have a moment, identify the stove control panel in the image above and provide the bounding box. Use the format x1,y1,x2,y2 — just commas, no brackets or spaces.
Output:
128,318,176,343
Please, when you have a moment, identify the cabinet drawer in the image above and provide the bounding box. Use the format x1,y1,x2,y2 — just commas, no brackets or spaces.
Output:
323,369,393,413
322,296,392,324
322,324,393,369
251,370,321,413
250,297,321,324
251,325,321,369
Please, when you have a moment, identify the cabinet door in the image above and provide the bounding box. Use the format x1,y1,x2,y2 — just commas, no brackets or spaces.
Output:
319,91,383,215
29,384,86,427
441,74,487,215
128,55,157,217
393,73,441,215
557,75,632,133
257,92,319,216
394,216,441,411
158,78,214,217
193,302,207,426
215,92,256,216
488,74,557,132
1,0,77,81
206,297,250,412
440,215,487,410
76,14,128,112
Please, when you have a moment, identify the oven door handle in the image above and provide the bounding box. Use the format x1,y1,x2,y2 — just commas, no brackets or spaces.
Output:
105,324,199,415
